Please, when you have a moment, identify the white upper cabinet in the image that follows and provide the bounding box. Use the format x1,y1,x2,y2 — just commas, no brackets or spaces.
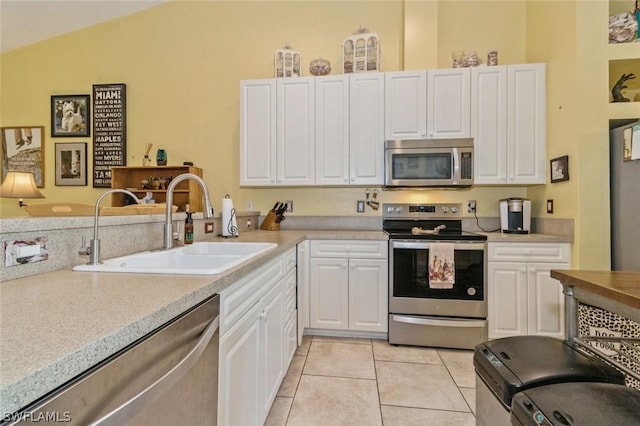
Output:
240,79,276,186
315,73,384,186
385,68,470,140
385,71,427,140
472,63,546,185
507,64,546,185
427,68,471,139
472,66,508,184
315,75,350,185
349,73,385,185
277,77,315,185
240,77,315,186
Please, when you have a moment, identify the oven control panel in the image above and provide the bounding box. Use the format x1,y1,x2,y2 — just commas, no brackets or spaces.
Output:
383,203,462,220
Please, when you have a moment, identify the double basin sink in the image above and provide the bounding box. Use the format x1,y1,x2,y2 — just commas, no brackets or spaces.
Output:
72,242,277,275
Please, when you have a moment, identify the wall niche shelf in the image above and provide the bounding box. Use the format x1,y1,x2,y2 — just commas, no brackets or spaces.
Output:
110,165,204,212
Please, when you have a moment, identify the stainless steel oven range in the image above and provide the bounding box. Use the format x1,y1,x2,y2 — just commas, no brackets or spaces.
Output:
384,203,488,350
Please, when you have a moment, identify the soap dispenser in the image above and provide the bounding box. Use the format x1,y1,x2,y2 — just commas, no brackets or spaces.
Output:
184,204,194,244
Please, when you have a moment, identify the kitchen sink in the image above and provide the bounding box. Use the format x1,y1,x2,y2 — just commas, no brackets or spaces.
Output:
72,242,277,275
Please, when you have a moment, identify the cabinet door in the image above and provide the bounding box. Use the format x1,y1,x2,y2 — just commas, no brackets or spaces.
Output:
507,63,546,184
240,79,276,186
527,262,568,338
284,314,297,368
297,241,310,344
350,73,385,185
218,302,262,426
315,75,350,185
427,68,471,139
261,280,285,421
309,258,349,330
348,259,388,332
471,66,508,184
384,71,427,140
277,77,315,185
487,262,528,339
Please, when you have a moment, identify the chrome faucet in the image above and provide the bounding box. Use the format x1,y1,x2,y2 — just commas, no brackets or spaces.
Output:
164,173,214,250
79,189,141,265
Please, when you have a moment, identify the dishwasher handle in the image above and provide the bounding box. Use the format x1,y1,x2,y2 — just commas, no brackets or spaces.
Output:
90,315,220,426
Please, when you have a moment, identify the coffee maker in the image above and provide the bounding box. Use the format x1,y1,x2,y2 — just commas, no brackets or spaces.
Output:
500,198,531,234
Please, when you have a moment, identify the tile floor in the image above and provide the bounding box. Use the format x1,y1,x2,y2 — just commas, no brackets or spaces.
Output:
265,336,476,426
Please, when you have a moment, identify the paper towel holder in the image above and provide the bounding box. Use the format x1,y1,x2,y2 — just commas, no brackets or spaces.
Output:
221,194,239,238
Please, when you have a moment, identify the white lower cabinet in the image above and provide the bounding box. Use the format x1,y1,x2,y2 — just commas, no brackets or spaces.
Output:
218,248,296,426
309,240,388,333
487,242,570,339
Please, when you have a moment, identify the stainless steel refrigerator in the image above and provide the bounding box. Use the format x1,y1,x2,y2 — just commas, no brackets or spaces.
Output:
610,119,640,271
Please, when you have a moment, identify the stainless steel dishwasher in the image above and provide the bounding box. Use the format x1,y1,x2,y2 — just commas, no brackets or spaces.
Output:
6,294,219,425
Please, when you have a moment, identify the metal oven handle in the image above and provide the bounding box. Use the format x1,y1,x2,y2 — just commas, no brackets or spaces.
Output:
391,315,486,328
391,240,487,251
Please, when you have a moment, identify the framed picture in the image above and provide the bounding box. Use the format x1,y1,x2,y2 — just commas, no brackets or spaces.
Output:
1,126,45,187
55,142,87,186
550,155,569,183
51,94,90,137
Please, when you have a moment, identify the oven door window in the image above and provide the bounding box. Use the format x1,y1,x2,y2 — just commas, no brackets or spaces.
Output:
391,152,453,181
392,246,484,300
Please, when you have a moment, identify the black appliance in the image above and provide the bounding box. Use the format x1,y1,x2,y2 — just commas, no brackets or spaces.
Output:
511,381,640,425
474,335,626,426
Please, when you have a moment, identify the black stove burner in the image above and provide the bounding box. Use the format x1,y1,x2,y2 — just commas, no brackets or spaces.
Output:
383,219,487,241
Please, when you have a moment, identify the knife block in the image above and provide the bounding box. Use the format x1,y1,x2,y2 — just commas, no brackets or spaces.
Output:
260,211,280,231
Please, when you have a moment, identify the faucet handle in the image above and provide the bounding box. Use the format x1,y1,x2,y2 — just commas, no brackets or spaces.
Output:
79,235,91,256
173,221,183,241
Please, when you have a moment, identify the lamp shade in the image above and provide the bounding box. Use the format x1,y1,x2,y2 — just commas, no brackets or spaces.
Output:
0,171,44,199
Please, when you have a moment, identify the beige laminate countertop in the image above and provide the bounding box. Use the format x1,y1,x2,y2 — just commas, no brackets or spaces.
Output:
482,232,572,243
0,230,385,415
0,228,568,414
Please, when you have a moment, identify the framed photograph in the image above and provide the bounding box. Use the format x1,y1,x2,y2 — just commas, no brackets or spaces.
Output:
55,142,87,186
1,126,45,187
550,155,569,183
51,94,90,137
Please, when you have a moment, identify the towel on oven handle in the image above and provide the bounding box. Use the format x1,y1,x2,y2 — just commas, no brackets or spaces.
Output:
428,243,455,289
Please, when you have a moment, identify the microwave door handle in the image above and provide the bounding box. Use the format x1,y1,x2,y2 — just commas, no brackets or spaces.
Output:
452,147,459,184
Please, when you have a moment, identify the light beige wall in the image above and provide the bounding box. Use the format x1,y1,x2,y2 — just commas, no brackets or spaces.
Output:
575,0,615,270
2,1,616,270
437,0,527,68
525,0,580,263
1,0,404,217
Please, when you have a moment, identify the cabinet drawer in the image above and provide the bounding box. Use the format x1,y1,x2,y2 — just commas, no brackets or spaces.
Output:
220,256,284,337
310,240,387,259
488,242,570,263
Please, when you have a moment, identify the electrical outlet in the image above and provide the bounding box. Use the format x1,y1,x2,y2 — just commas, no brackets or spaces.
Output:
285,200,293,212
246,201,254,210
204,222,214,234
547,199,554,214
357,200,365,213
246,219,252,228
467,200,476,213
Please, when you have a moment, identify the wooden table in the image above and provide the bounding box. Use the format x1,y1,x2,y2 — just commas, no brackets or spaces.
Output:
551,270,640,382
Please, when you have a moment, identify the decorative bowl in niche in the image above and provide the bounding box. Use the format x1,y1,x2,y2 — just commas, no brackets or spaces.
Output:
309,57,331,76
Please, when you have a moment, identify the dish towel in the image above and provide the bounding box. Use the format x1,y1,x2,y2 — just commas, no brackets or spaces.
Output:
428,243,455,289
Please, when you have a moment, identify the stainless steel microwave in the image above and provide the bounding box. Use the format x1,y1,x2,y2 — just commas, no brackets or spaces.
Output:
384,138,474,188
